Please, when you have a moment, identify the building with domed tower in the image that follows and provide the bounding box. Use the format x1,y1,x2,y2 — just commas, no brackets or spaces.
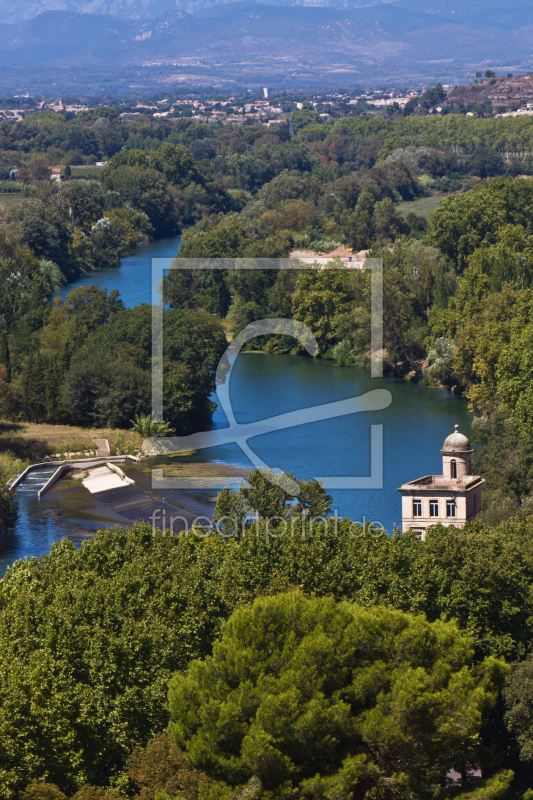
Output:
397,425,484,537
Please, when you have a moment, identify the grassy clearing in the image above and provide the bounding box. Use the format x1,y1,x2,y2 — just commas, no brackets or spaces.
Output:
0,194,28,205
397,193,449,220
0,421,143,481
69,165,104,179
155,462,248,478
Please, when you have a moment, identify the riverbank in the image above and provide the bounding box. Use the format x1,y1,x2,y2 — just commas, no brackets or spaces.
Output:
0,420,250,529
0,421,143,483
55,234,182,309
0,357,473,573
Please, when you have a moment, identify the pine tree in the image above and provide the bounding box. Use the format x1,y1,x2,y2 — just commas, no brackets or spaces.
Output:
168,593,509,798
240,468,294,520
61,340,72,373
348,190,375,251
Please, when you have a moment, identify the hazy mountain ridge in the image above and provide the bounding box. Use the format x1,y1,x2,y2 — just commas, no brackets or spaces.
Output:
2,1,533,82
0,0,399,24
4,0,533,26
0,0,520,25
0,8,404,66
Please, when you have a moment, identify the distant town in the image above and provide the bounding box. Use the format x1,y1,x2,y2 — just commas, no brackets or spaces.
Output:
4,72,533,124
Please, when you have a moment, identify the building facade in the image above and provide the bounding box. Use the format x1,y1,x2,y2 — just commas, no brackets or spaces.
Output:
289,246,369,269
397,425,484,536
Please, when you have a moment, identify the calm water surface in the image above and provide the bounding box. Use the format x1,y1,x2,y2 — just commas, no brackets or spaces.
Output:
56,235,181,308
205,354,470,531
1,237,472,574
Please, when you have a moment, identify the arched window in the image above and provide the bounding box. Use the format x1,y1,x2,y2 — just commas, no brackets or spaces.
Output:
451,460,457,479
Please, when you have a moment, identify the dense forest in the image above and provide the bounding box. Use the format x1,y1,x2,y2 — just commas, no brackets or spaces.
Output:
3,107,533,799
1,109,533,503
3,508,533,799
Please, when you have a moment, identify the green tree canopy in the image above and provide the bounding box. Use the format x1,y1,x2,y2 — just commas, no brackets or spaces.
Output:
0,515,533,796
147,143,205,187
504,654,533,764
168,593,506,798
62,305,227,431
106,148,149,171
101,166,183,237
428,177,533,273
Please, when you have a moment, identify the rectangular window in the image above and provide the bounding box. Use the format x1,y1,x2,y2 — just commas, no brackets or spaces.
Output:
430,500,439,517
413,499,422,517
447,500,456,518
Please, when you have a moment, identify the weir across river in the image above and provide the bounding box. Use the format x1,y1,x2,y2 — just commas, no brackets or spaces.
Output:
9,456,141,498
8,455,195,534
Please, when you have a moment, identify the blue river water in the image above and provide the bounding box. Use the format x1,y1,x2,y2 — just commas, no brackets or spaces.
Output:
0,236,472,574
206,353,470,531
56,235,182,308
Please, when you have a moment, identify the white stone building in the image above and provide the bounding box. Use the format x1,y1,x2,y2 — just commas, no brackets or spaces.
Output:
397,425,484,537
289,245,369,269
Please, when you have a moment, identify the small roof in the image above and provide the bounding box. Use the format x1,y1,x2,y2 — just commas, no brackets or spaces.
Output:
442,424,471,453
326,245,352,258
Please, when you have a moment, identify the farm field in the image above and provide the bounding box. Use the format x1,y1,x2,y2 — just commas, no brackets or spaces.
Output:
397,193,449,219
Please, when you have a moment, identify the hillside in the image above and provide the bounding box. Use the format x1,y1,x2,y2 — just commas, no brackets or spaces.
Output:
0,9,400,69
2,0,533,27
2,4,533,81
0,0,387,24
447,74,533,112
4,1,533,89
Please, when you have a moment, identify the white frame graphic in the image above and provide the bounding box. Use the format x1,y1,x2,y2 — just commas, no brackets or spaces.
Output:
149,258,387,490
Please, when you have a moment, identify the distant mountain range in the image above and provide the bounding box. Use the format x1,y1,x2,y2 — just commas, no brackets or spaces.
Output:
0,0,385,25
1,0,533,88
4,0,533,25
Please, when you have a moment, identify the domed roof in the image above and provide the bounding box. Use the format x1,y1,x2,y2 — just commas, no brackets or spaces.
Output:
442,424,471,452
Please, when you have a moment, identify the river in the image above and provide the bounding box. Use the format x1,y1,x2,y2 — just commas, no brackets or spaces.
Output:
0,236,472,575
56,235,183,308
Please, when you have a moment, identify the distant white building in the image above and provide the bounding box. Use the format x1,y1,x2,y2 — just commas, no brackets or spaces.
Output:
290,245,369,269
397,425,484,537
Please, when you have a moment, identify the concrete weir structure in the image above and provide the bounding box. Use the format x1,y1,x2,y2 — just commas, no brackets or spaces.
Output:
81,463,134,494
10,455,141,497
9,455,198,531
